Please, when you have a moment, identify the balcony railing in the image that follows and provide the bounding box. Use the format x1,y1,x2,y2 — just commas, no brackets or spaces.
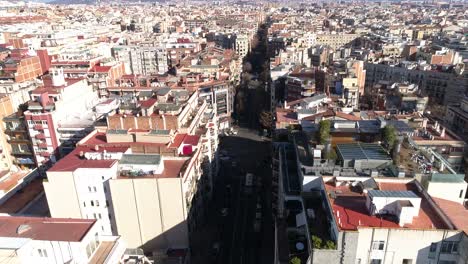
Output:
35,134,46,139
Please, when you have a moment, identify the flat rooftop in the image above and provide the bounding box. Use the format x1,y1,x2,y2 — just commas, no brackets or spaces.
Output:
324,179,449,231
89,241,116,264
48,146,128,172
120,154,161,166
0,179,44,214
118,159,187,179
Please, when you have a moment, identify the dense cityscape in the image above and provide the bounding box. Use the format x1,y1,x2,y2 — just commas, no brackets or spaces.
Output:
0,0,467,263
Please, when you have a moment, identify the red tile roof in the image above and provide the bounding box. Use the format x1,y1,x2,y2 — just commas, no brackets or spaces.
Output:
0,216,95,242
183,135,200,146
169,134,186,148
325,181,449,231
432,198,468,233
140,98,157,108
48,146,128,172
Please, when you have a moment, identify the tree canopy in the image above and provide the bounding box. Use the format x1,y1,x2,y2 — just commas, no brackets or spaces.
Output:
382,125,397,149
318,120,331,145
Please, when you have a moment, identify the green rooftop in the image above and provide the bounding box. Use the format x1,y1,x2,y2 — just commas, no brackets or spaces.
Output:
120,154,161,165
430,173,465,183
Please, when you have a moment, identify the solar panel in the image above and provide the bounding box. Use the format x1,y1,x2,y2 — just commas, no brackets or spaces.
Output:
368,190,418,198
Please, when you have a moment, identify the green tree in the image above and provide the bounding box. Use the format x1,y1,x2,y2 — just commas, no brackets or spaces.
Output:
318,120,331,145
311,235,323,249
290,256,301,264
323,240,336,249
382,125,397,150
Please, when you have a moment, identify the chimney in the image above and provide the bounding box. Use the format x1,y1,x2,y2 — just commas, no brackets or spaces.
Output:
441,128,445,137
39,92,50,108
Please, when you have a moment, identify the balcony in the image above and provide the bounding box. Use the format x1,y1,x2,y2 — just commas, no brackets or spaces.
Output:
35,134,46,140
39,152,50,157
33,124,44,130
7,137,29,143
37,143,48,148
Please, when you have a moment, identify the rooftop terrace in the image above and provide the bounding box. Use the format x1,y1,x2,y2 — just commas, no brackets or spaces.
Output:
324,178,449,231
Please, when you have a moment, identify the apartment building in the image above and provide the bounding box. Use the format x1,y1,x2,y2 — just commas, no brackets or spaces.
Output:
3,114,35,168
24,69,98,167
0,215,128,264
198,81,233,119
43,128,210,255
112,45,168,75
285,70,316,102
445,97,468,142
365,62,467,106
315,34,359,50
165,38,201,65
1,49,43,83
273,141,468,264
88,62,125,98
234,35,249,58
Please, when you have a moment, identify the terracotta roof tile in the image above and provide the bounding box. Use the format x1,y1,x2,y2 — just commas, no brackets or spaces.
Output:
0,216,95,242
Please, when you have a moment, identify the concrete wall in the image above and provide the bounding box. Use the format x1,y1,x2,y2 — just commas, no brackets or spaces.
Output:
355,228,463,264
427,181,467,204
109,177,188,253
44,171,82,219
311,231,359,264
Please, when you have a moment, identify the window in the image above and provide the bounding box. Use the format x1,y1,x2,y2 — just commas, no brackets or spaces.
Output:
402,259,412,264
95,200,99,207
38,249,43,257
98,213,101,219
88,186,92,192
441,241,458,254
93,213,97,219
370,260,382,264
43,250,48,258
459,190,464,198
91,201,94,206
83,201,86,207
372,241,385,250
93,187,97,192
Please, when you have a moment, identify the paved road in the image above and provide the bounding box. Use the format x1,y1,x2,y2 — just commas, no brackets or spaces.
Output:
212,128,273,264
